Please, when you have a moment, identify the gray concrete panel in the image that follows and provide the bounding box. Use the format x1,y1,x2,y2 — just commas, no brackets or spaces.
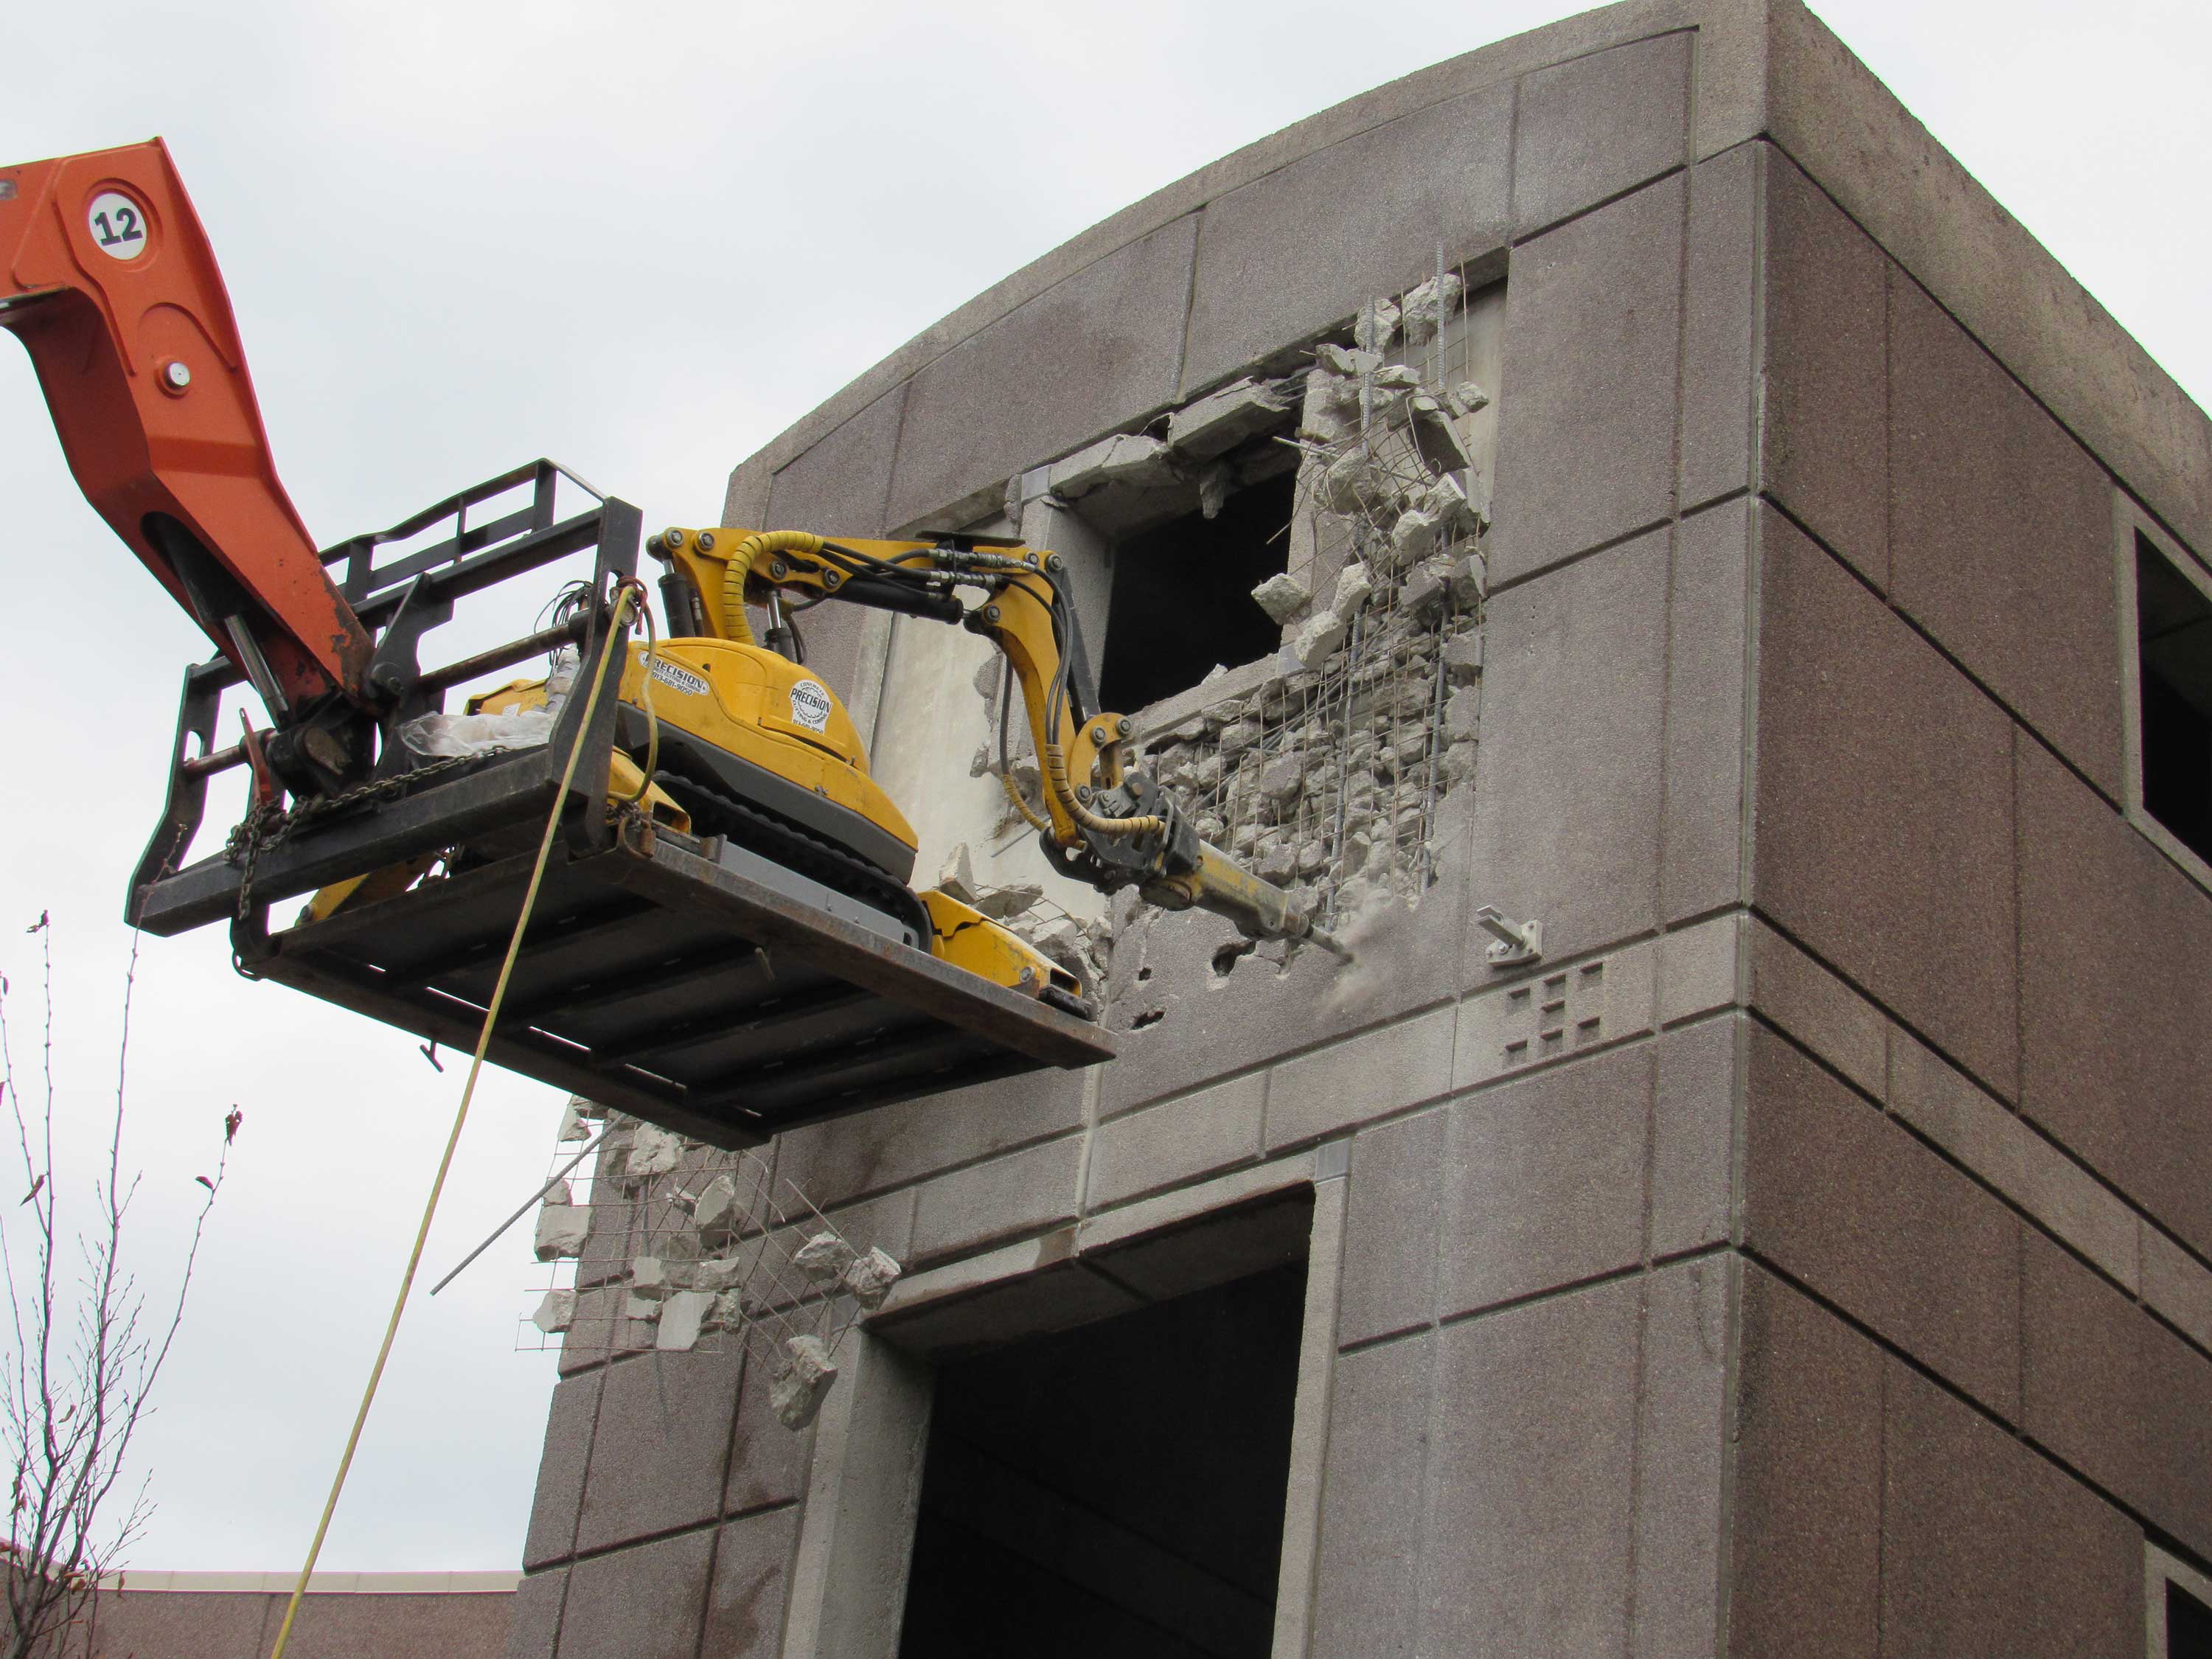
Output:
1765,0,2212,565
1088,1071,1265,1211
1889,274,2124,798
2017,737,2212,1258
506,1569,566,1659
521,1370,600,1571
1336,1106,1445,1346
1677,142,1761,514
1632,1256,1728,1659
1728,1262,1881,1659
907,1132,1085,1265
763,384,907,539
1743,1029,2021,1419
2023,1231,2212,1565
1180,84,1512,395
573,1352,741,1556
1759,150,1888,587
1662,498,1753,922
1436,1043,1653,1318
1647,1012,1739,1259
1309,1332,1433,1659
1511,32,1691,235
1460,525,1669,967
725,1350,813,1517
884,215,1197,530
772,1062,1087,1212
1419,1276,1641,1654
1752,504,2018,1096
1105,885,1464,1121
698,1506,801,1658
1882,1354,2141,1659
555,1528,713,1659
1489,175,1685,588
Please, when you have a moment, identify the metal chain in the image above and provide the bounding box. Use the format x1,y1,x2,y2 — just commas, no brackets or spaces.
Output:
223,749,487,922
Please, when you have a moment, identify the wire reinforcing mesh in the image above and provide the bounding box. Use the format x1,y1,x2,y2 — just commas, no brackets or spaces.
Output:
519,1099,901,1427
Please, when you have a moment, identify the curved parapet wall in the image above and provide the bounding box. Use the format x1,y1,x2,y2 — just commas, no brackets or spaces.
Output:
728,0,2211,567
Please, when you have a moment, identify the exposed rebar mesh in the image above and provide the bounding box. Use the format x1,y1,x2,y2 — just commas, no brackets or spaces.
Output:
519,1098,899,1424
1136,267,1496,922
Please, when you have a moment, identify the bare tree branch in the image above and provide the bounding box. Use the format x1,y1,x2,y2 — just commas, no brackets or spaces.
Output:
0,919,234,1659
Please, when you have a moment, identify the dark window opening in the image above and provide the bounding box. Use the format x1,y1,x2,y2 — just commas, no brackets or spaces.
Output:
2171,1579,2212,1659
1096,470,1295,715
2136,533,2212,866
897,1262,1308,1659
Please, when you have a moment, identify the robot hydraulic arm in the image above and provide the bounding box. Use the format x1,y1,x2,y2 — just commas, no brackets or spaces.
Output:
1,141,374,724
654,526,1347,955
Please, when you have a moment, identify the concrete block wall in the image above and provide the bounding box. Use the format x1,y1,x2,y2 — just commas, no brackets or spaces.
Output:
513,2,2212,1653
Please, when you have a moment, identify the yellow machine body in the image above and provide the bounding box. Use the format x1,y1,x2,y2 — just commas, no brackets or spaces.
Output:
919,889,1077,1000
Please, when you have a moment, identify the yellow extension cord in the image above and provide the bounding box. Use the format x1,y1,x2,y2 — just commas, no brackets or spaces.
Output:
268,584,641,1659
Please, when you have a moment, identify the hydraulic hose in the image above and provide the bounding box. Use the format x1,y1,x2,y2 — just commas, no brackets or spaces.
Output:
1041,742,1167,839
717,530,826,647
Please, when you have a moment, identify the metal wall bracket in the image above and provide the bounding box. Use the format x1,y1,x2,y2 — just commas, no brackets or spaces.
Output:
1476,905,1543,967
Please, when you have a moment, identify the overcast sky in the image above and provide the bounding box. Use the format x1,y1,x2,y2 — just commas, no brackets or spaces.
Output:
1,0,2205,1574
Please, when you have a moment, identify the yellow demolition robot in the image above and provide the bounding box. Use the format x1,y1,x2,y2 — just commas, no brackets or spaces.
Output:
456,526,1350,1007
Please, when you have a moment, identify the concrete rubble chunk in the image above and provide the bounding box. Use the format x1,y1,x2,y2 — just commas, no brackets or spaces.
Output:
1411,400,1475,473
532,1203,591,1263
689,1174,742,1242
1447,554,1486,605
1250,570,1310,624
557,1098,594,1143
841,1247,904,1311
532,1289,577,1335
1026,917,1091,983
771,1335,840,1430
1259,754,1306,807
630,1256,689,1301
1352,299,1399,350
1452,380,1492,414
1402,272,1465,344
1417,471,1470,527
624,1124,684,1181
1217,718,1262,755
974,882,1045,919
971,655,1002,701
692,1254,748,1293
1047,432,1180,498
705,1290,744,1332
624,1293,661,1322
1332,563,1376,620
655,1290,713,1353
793,1233,858,1290
936,843,980,905
1444,633,1484,683
1397,562,1447,613
1257,842,1298,884
1371,364,1422,392
1167,377,1297,459
1198,461,1234,521
1313,344,1382,379
1283,611,1350,672
1446,685,1481,742
1390,509,1441,566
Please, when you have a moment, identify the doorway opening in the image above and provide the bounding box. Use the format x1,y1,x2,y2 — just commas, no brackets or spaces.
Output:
895,1259,1309,1658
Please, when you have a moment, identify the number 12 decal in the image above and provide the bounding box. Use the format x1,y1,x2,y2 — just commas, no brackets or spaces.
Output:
86,192,148,261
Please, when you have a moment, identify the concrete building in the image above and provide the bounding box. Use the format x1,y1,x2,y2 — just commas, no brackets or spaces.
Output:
510,1,2212,1654
61,1570,515,1657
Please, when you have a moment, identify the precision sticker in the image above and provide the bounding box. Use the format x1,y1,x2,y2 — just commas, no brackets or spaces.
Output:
645,655,710,698
787,678,833,734
86,192,147,260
